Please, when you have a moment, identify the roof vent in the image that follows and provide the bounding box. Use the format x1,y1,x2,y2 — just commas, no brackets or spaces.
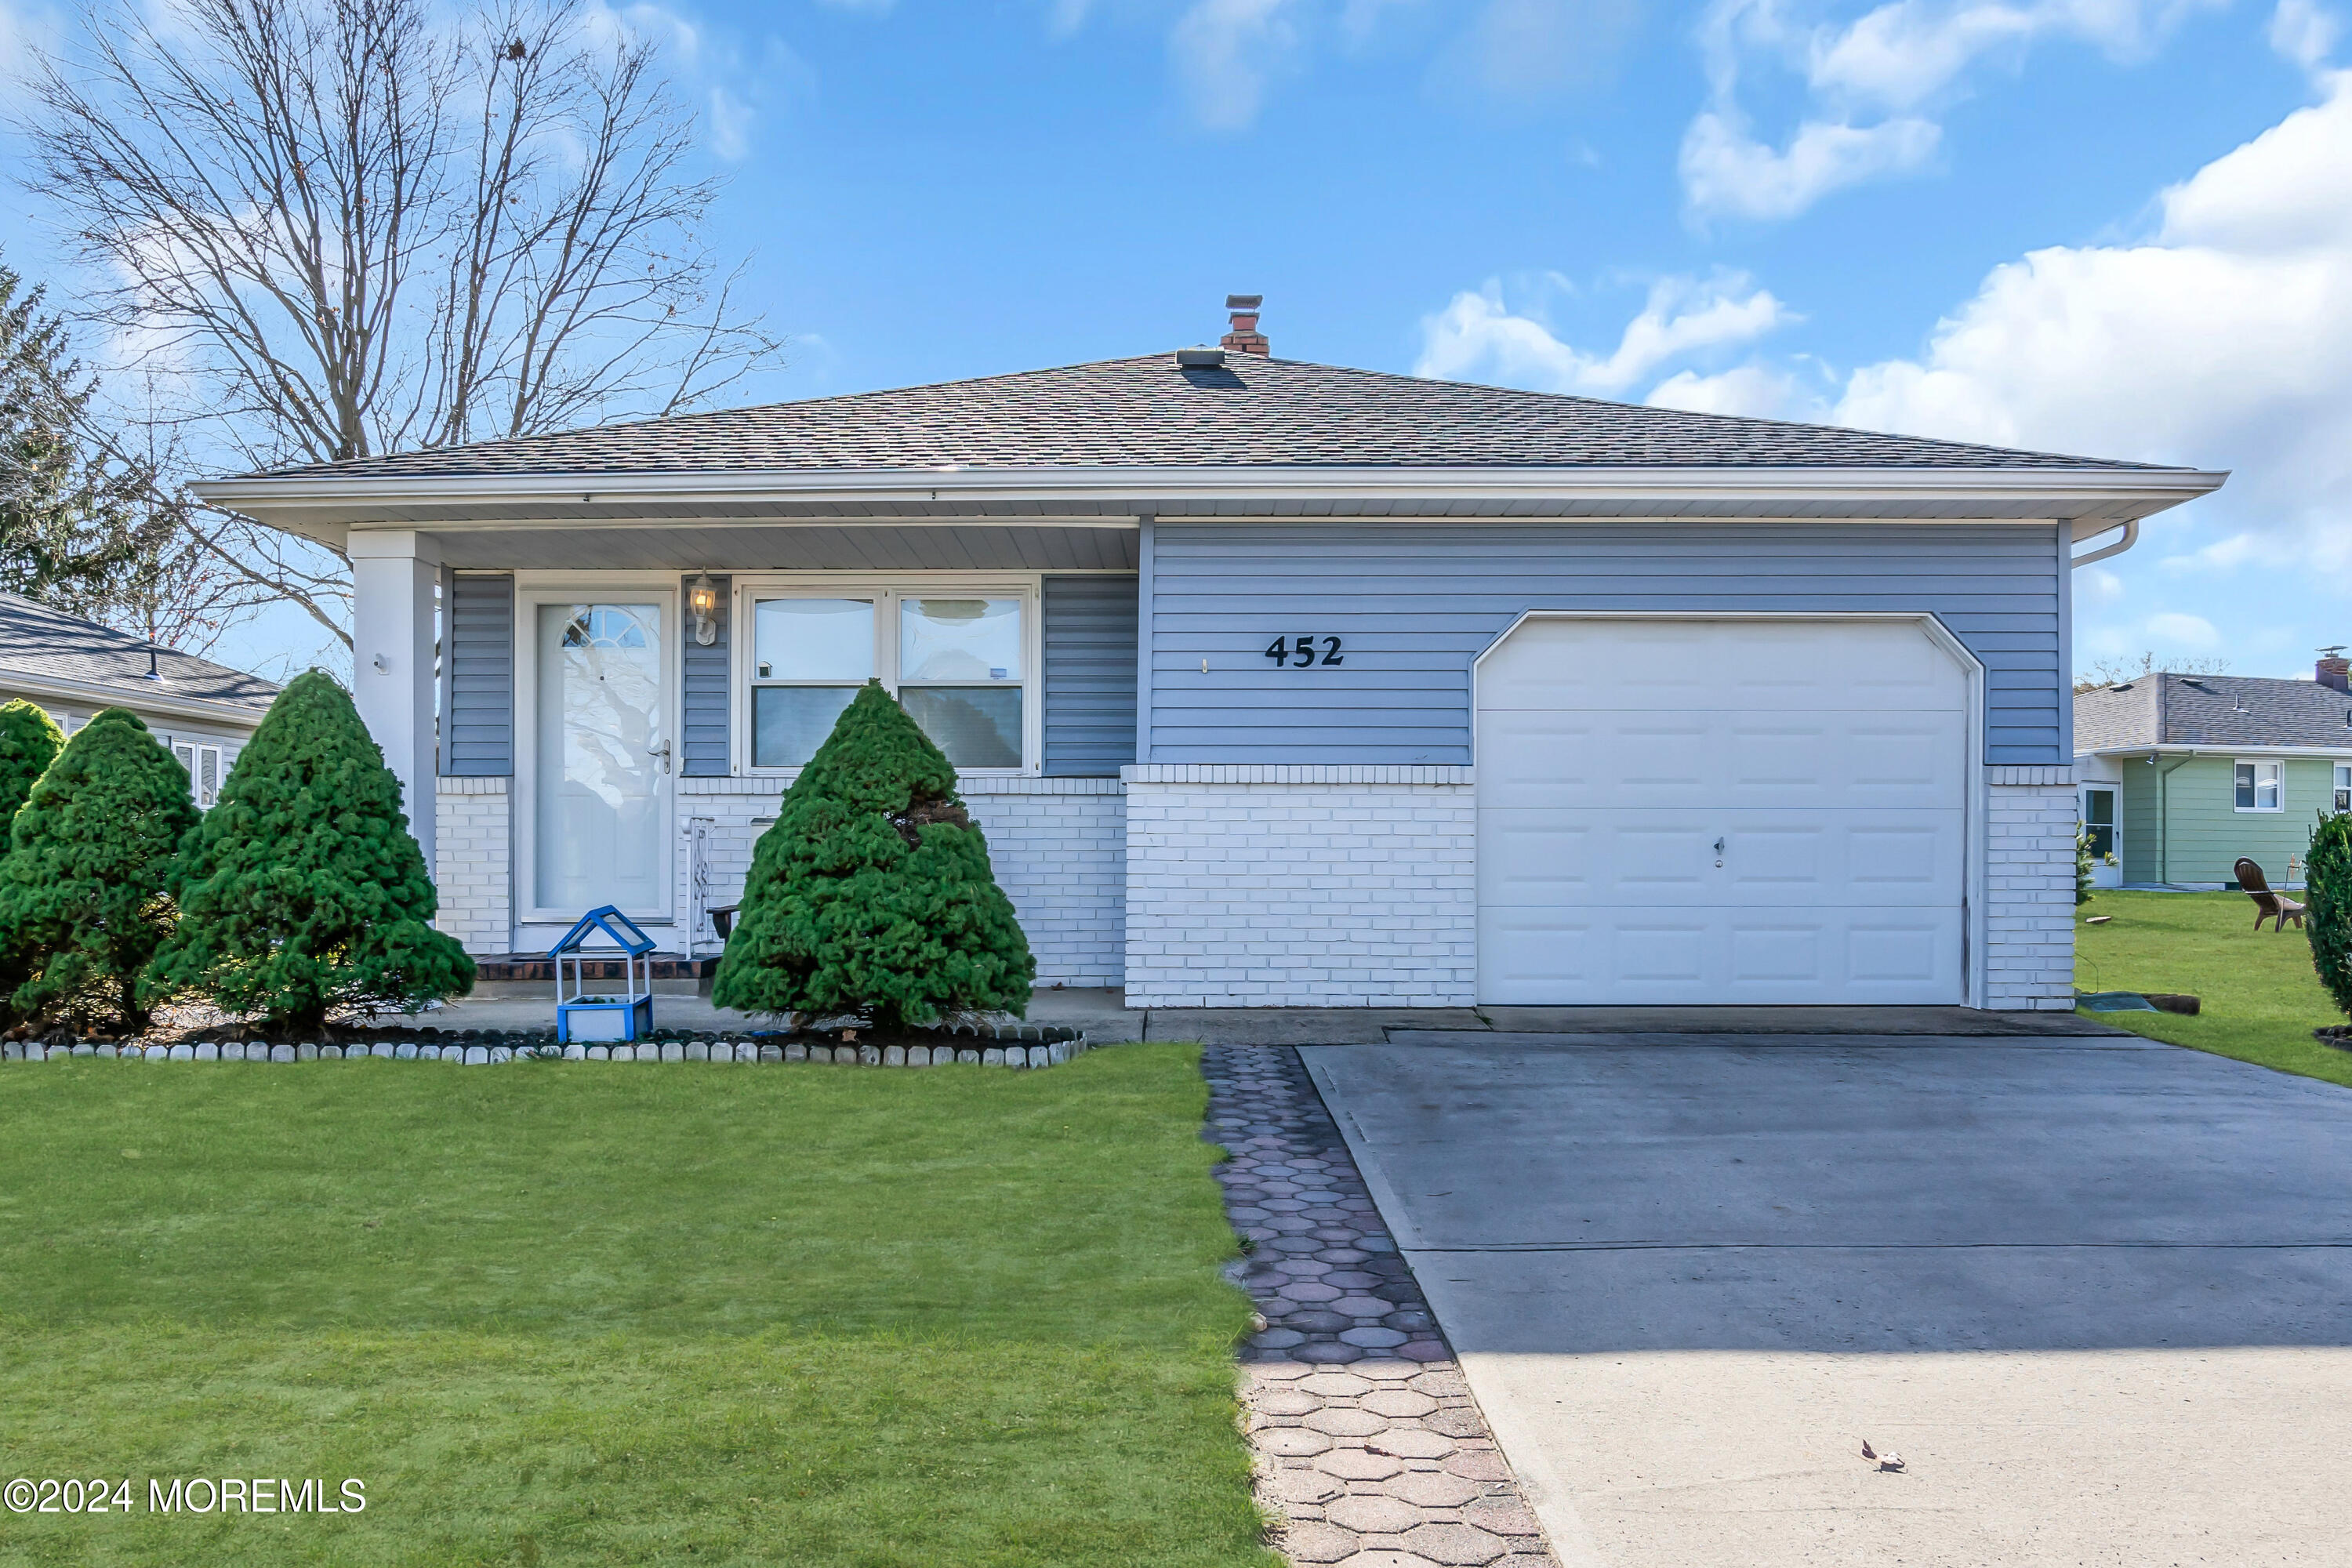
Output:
1175,346,1227,368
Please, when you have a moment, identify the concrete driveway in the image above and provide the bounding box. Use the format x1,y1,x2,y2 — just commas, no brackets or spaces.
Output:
1305,1028,2352,1567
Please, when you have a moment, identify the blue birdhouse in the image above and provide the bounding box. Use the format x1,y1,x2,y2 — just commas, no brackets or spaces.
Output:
550,906,658,1044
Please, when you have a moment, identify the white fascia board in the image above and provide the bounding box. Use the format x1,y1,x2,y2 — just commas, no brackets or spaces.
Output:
2078,743,2352,760
0,667,271,730
191,463,2230,524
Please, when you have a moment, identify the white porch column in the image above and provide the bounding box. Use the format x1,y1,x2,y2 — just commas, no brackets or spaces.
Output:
350,530,441,871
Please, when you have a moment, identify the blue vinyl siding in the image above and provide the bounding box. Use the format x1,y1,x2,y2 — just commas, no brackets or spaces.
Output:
442,572,513,775
1146,521,2066,765
1043,574,1139,775
681,574,731,776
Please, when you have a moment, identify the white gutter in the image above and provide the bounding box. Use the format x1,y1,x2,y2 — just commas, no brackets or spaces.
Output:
2068,517,2137,567
191,463,2231,515
0,666,273,731
2078,743,2352,759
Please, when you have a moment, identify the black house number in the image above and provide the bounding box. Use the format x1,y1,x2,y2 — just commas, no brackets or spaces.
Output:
1264,634,1343,668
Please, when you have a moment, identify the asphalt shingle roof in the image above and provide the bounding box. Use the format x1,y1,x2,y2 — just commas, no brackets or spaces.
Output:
0,593,281,713
2076,673,2352,751
245,354,2176,481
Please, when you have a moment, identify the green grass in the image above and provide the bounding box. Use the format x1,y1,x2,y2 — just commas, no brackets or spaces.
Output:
0,1047,1276,1567
2076,889,2352,1090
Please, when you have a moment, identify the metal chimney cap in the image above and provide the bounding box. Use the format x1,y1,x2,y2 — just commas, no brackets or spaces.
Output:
1225,294,1262,310
1176,346,1228,367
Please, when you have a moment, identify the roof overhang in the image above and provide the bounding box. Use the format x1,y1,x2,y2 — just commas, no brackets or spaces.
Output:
191,463,2230,551
0,666,272,730
2078,743,2352,759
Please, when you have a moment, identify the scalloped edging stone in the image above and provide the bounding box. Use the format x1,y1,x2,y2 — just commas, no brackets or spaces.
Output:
1,1031,1091,1069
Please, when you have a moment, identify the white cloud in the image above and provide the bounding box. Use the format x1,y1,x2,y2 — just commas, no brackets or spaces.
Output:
1416,274,1791,395
708,85,752,159
2269,0,2342,67
2146,611,2223,648
1685,0,2219,220
1169,0,1305,130
1832,71,2352,572
2079,565,2126,604
1646,362,1805,416
1679,109,1940,221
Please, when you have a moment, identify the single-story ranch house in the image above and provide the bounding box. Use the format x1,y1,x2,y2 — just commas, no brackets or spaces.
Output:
193,307,2225,1011
0,591,279,808
2075,654,2352,889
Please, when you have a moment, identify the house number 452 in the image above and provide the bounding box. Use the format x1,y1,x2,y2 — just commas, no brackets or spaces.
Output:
1264,634,1343,668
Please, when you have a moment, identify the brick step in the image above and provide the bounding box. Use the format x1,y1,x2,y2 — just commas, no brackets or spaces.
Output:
477,953,720,982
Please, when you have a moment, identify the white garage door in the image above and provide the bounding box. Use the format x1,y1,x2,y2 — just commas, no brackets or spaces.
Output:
1476,618,1970,1006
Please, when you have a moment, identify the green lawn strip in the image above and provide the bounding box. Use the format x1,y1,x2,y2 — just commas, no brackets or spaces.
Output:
0,1047,1279,1567
2075,889,2352,1091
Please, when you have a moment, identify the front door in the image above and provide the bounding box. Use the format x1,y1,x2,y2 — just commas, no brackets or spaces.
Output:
532,601,672,919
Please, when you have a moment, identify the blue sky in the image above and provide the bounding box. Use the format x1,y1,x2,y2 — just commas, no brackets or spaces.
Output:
6,0,2350,684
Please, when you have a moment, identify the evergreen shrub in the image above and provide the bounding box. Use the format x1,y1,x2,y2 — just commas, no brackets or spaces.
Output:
2307,811,2352,1021
151,670,474,1032
713,681,1034,1029
0,706,197,1029
0,697,63,826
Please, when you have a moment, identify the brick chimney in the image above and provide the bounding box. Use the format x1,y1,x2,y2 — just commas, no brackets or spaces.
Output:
1220,294,1268,357
2318,646,2350,693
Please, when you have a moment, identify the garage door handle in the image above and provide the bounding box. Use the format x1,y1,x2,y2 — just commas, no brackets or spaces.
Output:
1714,836,1725,868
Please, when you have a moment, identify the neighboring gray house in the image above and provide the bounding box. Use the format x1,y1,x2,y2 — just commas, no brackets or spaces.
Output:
2075,654,2352,889
0,593,281,807
192,305,2224,1011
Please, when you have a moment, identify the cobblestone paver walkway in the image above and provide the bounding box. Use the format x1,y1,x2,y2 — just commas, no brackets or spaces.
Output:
1204,1045,1559,1568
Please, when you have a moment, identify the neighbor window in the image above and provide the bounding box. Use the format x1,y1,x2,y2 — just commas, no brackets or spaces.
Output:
2082,787,2116,858
744,586,1030,771
2234,759,2282,811
171,741,223,809
2335,762,2351,814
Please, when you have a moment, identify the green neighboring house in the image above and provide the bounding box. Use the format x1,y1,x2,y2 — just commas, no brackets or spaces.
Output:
2075,654,2352,890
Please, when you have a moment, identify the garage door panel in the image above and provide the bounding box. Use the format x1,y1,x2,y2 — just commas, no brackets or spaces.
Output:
1475,618,1970,1005
1481,619,1969,713
1483,710,1967,811
1479,907,1963,1004
1483,808,1963,906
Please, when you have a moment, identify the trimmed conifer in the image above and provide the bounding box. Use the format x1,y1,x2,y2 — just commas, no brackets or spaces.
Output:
713,680,1034,1029
151,670,474,1031
0,698,64,827
0,707,198,1029
2307,811,2352,1021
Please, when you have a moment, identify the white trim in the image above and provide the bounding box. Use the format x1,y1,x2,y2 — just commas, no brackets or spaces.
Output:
0,667,270,731
195,462,2230,513
2078,744,2352,760
513,582,681,927
730,572,1043,777
1468,610,1990,1010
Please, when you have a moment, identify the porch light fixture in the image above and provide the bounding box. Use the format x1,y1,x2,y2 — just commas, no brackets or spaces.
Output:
688,572,719,646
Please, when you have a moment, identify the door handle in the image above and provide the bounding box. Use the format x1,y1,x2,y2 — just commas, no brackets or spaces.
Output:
650,740,673,775
1714,836,1725,868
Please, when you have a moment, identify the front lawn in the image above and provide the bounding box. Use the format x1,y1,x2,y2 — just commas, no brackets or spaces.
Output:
2076,889,2352,1091
0,1047,1276,1567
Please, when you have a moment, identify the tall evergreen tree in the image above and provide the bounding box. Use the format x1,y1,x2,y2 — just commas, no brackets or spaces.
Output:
0,259,170,618
0,699,64,826
713,681,1034,1029
0,706,198,1029
151,671,474,1031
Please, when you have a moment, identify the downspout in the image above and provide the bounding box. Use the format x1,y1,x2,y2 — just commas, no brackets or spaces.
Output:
2070,518,2138,568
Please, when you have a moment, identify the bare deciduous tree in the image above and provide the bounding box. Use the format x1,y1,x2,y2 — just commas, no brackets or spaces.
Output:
2074,652,2233,694
19,0,779,648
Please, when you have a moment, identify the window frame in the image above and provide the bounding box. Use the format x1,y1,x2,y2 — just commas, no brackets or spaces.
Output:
2234,757,2284,813
169,739,225,809
731,574,1043,777
2334,761,2351,815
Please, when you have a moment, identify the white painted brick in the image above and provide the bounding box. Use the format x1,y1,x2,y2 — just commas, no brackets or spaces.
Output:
1982,779,2078,1009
